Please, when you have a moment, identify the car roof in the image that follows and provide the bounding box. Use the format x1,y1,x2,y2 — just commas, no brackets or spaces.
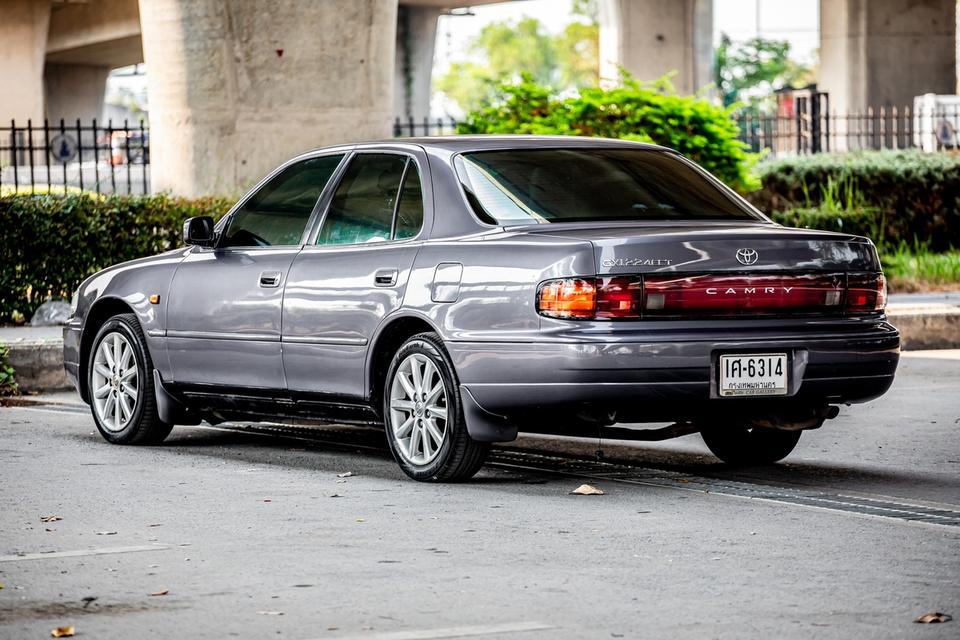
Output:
310,135,671,155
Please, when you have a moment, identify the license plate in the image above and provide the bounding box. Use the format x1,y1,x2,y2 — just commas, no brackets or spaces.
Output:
719,353,788,397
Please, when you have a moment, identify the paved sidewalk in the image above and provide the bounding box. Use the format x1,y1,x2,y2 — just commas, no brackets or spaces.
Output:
2,291,959,392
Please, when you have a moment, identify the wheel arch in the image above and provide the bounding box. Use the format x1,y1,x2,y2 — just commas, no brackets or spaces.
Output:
366,313,440,413
78,297,137,403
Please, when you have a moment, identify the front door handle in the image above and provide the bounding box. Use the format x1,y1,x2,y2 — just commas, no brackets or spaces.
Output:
374,269,398,287
259,271,282,288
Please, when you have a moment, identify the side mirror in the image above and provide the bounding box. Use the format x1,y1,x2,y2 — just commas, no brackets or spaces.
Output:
183,216,215,247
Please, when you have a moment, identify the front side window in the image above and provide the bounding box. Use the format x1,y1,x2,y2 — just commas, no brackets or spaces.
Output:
221,154,344,248
318,154,423,245
454,148,757,225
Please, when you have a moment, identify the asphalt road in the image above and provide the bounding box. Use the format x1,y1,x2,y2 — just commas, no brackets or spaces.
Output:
1,351,958,639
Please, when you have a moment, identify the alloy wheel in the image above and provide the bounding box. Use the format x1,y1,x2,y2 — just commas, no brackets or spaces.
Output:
389,353,449,465
91,332,139,432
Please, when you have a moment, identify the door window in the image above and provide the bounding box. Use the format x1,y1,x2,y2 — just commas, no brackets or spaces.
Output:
394,164,424,240
318,154,423,245
221,154,344,248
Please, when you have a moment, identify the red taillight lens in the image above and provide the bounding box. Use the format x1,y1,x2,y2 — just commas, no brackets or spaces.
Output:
846,273,887,312
642,274,845,316
596,277,642,318
537,278,596,318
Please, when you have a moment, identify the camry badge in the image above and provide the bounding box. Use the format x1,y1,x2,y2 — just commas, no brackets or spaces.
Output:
735,248,759,265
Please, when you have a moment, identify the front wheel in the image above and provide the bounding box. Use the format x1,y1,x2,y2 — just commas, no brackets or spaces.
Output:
700,422,801,465
383,332,488,482
88,313,172,445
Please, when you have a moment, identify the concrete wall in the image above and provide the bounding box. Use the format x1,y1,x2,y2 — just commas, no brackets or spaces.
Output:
0,0,51,124
599,0,713,94
138,0,399,197
44,63,110,127
394,5,442,119
819,0,957,113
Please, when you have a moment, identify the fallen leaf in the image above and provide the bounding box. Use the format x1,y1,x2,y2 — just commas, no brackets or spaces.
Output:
915,612,952,624
40,515,62,523
570,484,604,495
356,518,365,522
0,583,4,589
329,494,342,498
95,531,118,536
81,596,97,608
51,626,75,638
257,610,284,616
337,471,353,478
148,589,169,597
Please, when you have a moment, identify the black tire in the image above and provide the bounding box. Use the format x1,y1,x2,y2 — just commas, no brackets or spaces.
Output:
87,313,173,445
700,421,801,465
383,332,489,482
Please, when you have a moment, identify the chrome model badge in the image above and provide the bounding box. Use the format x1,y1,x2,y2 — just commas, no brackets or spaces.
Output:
735,248,759,265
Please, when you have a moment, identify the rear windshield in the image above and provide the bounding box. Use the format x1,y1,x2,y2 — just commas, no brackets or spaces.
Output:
454,148,757,224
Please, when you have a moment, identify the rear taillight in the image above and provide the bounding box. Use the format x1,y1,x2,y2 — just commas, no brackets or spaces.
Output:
537,277,643,319
846,273,887,312
537,272,886,320
642,274,844,316
536,278,597,319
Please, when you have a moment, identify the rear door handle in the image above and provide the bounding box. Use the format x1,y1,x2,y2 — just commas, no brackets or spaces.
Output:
374,269,398,287
259,271,282,288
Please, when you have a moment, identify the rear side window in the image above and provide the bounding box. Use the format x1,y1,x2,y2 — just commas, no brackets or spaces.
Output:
454,148,756,224
222,154,344,247
318,154,424,245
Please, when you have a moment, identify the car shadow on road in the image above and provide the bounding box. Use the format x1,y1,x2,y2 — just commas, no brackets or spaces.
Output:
59,420,959,501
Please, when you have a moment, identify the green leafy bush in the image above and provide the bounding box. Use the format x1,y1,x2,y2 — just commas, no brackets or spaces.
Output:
0,343,18,396
752,151,960,251
1,194,232,322
457,75,757,191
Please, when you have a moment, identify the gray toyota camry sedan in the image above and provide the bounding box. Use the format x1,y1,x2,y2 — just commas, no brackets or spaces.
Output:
63,136,899,481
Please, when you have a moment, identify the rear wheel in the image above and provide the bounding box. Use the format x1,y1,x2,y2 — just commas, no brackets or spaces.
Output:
88,313,172,445
383,332,488,481
700,421,801,465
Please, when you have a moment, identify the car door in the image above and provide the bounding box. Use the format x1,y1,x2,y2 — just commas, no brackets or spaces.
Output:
282,148,429,399
165,153,345,389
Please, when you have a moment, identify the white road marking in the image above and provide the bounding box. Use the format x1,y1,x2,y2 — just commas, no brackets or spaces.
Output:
0,544,170,563
308,621,554,640
901,349,960,360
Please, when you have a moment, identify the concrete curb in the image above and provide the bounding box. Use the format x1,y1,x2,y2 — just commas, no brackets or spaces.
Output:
886,304,960,351
6,339,70,393
2,307,958,393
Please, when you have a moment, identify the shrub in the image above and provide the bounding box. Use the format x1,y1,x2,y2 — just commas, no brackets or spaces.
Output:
457,75,757,192
751,151,960,251
0,343,18,396
0,194,232,322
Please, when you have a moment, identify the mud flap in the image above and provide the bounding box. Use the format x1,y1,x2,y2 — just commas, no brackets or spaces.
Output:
153,370,202,426
460,385,518,442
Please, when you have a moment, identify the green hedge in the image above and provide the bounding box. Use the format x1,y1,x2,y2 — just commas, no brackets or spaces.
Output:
457,76,757,192
1,194,232,322
752,151,960,251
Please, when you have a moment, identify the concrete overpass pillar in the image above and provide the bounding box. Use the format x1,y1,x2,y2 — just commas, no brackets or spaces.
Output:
394,5,442,119
0,0,51,123
44,64,110,125
819,0,956,113
138,0,399,197
599,0,713,95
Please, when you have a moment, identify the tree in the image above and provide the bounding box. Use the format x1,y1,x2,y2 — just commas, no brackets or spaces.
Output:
434,3,599,115
714,33,815,109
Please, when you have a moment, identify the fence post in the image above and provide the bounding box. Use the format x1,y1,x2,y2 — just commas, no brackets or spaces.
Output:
27,119,36,194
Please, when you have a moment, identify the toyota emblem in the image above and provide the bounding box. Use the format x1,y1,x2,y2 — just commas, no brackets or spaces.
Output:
736,248,759,265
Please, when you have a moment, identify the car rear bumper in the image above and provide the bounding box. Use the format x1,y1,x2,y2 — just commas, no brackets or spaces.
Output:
449,321,900,420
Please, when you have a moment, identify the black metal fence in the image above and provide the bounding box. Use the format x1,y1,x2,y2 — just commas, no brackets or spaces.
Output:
1,119,149,195
393,116,459,137
734,96,960,158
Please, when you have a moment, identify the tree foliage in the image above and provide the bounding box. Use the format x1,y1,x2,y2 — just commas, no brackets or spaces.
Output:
457,75,756,191
714,34,815,109
434,6,598,114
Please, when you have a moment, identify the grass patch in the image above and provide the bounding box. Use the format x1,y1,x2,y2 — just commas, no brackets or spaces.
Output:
881,247,960,293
